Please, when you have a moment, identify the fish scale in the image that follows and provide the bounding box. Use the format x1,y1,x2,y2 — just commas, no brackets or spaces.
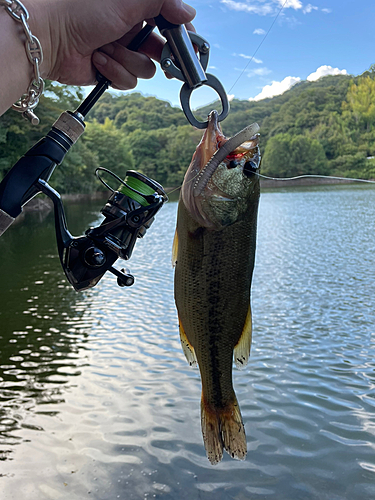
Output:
176,203,257,403
173,111,260,464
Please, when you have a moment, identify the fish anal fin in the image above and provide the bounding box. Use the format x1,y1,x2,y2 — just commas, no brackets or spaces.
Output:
178,316,197,367
201,394,246,465
172,229,178,267
234,305,252,370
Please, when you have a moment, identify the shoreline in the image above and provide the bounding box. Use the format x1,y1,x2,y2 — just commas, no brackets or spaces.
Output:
23,191,108,211
20,177,374,214
258,177,357,188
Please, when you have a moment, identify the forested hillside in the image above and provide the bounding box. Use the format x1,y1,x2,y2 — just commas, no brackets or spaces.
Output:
1,67,375,193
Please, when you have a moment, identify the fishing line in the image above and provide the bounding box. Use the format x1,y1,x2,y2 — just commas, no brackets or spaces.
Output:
166,172,375,200
256,173,375,184
166,167,206,197
227,0,290,95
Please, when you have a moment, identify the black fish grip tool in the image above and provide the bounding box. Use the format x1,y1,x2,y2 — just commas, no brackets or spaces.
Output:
155,15,229,129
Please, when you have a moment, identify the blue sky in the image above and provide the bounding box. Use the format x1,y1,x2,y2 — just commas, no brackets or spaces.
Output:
133,0,374,109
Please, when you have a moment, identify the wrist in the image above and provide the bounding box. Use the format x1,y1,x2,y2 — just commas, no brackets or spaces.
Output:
22,0,55,79
0,6,33,115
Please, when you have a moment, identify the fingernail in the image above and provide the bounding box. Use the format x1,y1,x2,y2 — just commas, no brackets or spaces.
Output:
93,51,107,66
182,2,196,17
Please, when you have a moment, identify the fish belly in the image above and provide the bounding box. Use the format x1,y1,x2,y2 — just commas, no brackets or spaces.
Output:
174,197,258,464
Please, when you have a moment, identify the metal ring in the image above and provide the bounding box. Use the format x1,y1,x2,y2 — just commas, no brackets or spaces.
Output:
179,73,230,129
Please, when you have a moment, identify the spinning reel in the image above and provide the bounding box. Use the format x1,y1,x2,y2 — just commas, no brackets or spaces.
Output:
39,168,167,291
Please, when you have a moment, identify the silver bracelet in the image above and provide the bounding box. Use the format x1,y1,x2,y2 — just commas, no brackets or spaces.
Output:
1,0,44,125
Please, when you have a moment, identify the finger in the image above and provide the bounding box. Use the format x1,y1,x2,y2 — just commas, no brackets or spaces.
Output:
161,1,196,24
144,17,195,31
185,22,196,33
92,52,136,90
137,32,165,62
92,50,153,90
145,18,156,27
137,23,196,63
100,43,156,79
116,29,165,62
116,22,145,47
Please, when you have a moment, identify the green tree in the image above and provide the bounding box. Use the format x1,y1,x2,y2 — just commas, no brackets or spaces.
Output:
3,69,375,193
161,125,201,186
343,76,375,131
83,118,134,180
49,140,100,194
262,133,328,177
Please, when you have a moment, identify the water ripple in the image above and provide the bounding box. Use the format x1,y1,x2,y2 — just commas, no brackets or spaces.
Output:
1,188,375,499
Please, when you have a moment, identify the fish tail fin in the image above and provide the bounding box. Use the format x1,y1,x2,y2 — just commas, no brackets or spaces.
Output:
201,394,247,465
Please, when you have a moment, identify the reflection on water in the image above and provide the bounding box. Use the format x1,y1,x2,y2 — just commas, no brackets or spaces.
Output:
1,186,375,499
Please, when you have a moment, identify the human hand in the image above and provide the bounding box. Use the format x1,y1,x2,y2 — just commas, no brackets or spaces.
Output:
25,0,196,90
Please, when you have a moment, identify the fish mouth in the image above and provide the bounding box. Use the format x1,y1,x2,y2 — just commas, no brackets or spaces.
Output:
196,110,225,167
193,113,260,197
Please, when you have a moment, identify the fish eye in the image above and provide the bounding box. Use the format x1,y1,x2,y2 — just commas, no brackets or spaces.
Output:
228,160,238,169
243,160,258,177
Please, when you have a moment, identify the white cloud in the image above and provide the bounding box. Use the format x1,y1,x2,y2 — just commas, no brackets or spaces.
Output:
276,0,302,8
253,28,266,35
221,0,324,16
250,76,300,101
228,94,235,102
303,3,318,13
307,65,348,81
234,53,263,64
321,8,332,13
247,65,348,102
220,0,273,15
250,67,272,76
234,66,271,76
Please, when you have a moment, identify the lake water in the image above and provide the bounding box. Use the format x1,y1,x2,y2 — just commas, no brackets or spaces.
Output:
1,185,375,500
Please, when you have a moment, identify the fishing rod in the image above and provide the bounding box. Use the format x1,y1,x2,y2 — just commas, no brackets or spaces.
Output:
0,16,230,291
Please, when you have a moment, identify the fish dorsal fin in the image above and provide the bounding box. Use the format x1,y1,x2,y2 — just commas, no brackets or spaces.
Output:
178,316,197,367
234,305,252,369
172,228,178,267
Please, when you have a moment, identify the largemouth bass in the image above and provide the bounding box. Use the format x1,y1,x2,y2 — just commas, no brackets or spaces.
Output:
173,110,261,465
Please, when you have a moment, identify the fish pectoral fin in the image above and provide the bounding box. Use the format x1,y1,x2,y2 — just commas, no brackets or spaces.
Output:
178,316,197,367
234,305,252,370
201,394,247,465
172,228,178,267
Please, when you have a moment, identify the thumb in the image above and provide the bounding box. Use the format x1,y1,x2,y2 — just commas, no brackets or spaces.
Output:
160,1,196,25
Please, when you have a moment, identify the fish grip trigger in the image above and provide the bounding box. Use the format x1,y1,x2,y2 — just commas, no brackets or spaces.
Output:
37,168,167,291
